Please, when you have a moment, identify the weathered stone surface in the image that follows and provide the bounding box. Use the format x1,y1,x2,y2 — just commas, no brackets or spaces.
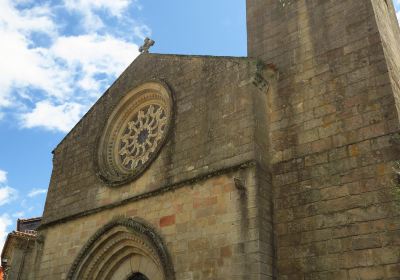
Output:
42,54,266,225
36,170,274,279
32,54,276,279
247,0,400,278
14,0,400,279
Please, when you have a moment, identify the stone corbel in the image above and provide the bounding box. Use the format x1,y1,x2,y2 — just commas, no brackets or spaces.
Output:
251,62,279,94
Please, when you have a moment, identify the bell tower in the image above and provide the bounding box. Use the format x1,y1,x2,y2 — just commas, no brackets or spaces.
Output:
247,0,400,278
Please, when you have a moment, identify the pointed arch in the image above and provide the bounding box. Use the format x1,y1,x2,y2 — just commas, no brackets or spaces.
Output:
67,217,175,280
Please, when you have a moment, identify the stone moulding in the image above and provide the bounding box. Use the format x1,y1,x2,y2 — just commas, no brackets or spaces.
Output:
67,217,175,280
95,80,175,187
39,160,257,230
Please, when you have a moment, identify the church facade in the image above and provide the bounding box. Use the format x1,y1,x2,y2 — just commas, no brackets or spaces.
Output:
2,0,400,279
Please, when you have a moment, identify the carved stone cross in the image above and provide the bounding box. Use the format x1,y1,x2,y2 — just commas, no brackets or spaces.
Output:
139,37,155,54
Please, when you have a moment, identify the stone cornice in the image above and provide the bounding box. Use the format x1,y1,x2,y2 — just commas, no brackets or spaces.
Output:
39,159,257,230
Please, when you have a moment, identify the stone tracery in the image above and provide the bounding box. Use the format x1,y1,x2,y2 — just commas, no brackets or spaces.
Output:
119,104,167,170
96,82,173,186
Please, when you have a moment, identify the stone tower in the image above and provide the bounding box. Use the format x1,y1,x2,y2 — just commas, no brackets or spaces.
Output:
247,0,400,278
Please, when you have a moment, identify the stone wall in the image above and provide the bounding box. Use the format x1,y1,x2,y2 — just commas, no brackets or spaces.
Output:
2,235,36,280
372,0,400,118
36,53,277,279
34,0,400,278
247,0,400,278
36,169,268,279
42,54,261,225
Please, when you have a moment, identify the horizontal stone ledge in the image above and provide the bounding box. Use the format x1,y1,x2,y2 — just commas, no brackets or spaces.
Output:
39,159,259,230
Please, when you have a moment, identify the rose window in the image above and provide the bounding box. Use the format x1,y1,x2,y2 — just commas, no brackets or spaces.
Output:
96,82,173,186
119,105,167,170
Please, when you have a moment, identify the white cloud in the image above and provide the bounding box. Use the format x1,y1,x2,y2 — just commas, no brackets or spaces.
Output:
28,188,47,197
0,0,145,132
0,0,70,105
133,25,152,40
0,213,12,253
64,0,133,31
0,169,7,183
0,186,17,206
18,34,139,132
17,32,139,131
21,101,86,132
50,34,139,93
0,0,56,35
65,0,132,16
395,0,400,25
0,29,72,102
12,211,25,218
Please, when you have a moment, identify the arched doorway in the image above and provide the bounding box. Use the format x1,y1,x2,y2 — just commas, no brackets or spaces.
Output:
67,218,175,280
128,272,149,280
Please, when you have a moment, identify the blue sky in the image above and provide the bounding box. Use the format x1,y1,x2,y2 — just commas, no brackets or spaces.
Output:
0,0,399,252
0,0,247,252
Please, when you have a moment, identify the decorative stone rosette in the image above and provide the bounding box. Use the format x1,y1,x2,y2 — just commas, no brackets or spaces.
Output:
96,82,173,186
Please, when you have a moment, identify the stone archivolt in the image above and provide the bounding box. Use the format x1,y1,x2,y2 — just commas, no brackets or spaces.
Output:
67,218,175,280
96,82,173,186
